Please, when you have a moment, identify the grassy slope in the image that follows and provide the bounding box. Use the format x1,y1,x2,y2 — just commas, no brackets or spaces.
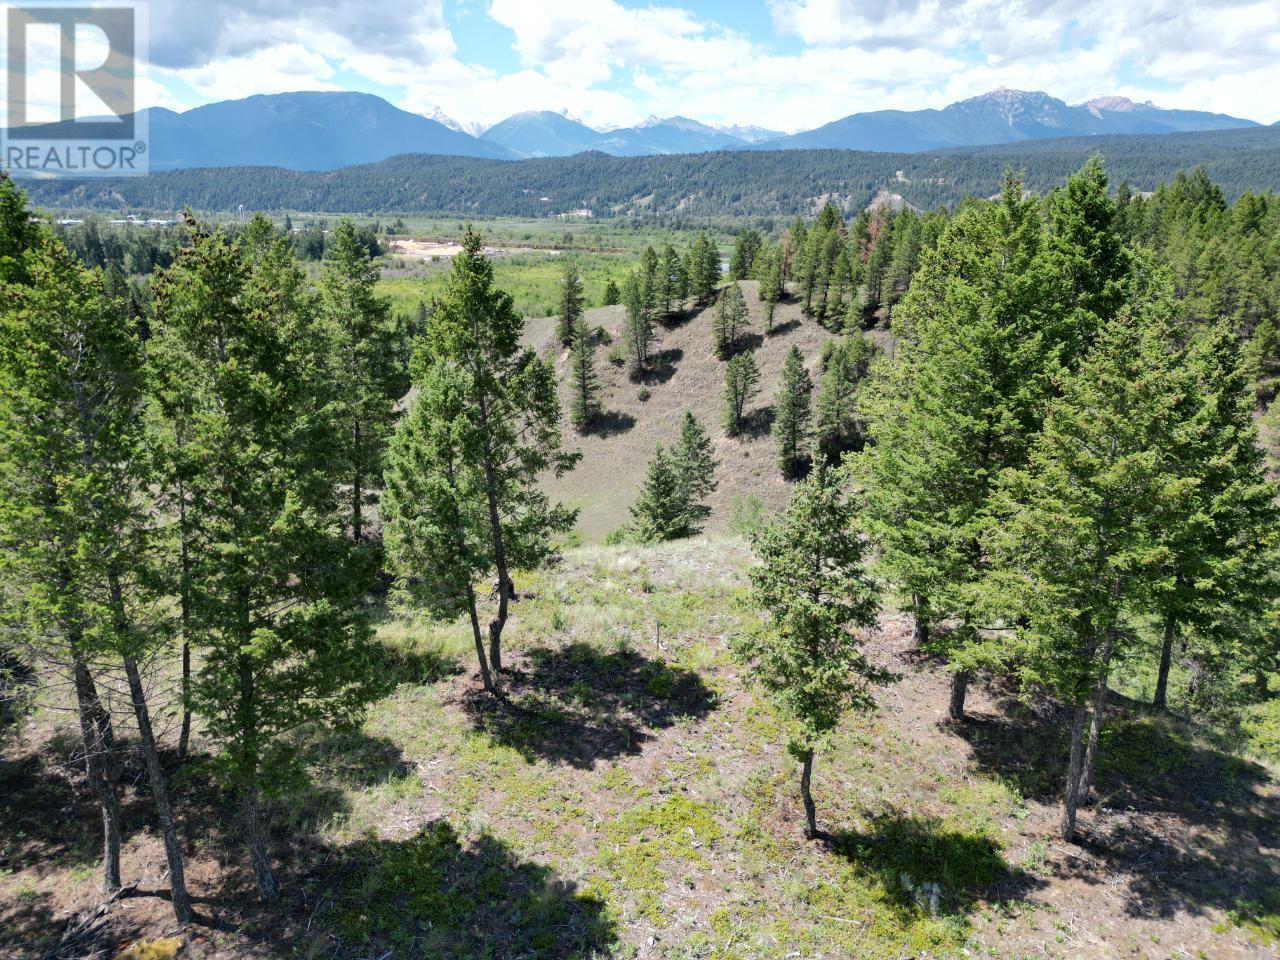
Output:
532,282,884,542
2,540,1277,960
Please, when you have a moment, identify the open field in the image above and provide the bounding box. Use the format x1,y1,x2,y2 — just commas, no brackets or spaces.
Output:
377,250,635,319
3,539,1276,959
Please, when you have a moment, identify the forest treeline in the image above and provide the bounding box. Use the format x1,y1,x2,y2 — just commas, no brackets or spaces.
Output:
17,125,1280,219
1,156,1279,926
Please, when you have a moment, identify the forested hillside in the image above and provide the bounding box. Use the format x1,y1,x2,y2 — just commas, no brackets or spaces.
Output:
21,126,1280,219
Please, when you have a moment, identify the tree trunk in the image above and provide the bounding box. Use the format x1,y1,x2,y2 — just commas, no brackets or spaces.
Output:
237,642,278,902
799,749,818,840
1152,612,1177,711
948,669,970,722
910,594,929,649
72,657,122,892
177,481,192,759
1078,629,1117,806
243,784,279,903
1059,701,1088,842
352,419,363,542
465,581,495,694
177,640,191,759
123,657,194,922
474,386,509,673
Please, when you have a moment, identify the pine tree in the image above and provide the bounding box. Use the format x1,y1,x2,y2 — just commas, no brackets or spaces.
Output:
555,258,585,345
149,220,384,901
630,446,686,542
985,290,1185,841
320,219,406,542
603,278,621,306
623,270,655,371
854,173,1050,691
382,363,496,691
640,245,660,319
772,346,813,477
712,281,750,359
0,173,39,284
759,249,783,331
567,317,600,431
658,243,682,316
722,352,761,436
688,231,721,305
863,212,895,315
413,228,578,674
0,228,193,917
729,228,762,280
814,334,874,462
1148,320,1280,710
732,466,884,839
670,411,718,536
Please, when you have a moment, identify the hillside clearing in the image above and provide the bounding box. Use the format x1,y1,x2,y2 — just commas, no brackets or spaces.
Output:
2,539,1275,960
530,282,891,541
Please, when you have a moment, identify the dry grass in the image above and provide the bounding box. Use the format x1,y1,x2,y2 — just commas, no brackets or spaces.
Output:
532,282,875,541
3,540,1277,960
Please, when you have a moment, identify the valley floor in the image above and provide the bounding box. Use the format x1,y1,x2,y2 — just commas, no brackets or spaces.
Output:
2,539,1277,959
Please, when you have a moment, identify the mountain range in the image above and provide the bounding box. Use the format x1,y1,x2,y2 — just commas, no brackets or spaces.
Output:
8,87,1264,172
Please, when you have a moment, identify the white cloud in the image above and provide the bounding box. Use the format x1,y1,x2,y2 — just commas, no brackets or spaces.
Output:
31,0,1274,129
158,43,340,102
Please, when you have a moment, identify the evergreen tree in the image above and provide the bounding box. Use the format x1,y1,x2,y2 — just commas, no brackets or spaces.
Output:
733,466,884,839
712,281,750,359
688,231,721,304
622,270,655,371
1147,320,1280,710
0,173,39,284
729,228,763,280
320,219,406,542
814,333,874,462
555,258,585,345
567,317,600,431
985,291,1184,841
759,248,784,331
722,352,761,437
630,446,685,542
658,243,682,316
772,346,814,477
603,278,621,306
670,411,718,536
854,173,1050,698
640,245,660,319
413,229,578,674
863,212,895,316
0,229,193,917
382,363,496,691
149,221,384,901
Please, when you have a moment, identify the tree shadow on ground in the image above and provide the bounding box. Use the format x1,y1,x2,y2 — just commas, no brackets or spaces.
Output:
766,318,801,337
952,687,1280,924
660,306,695,330
363,637,462,688
461,641,717,768
306,819,616,960
739,406,775,440
589,410,636,438
632,348,683,386
828,809,1043,920
0,883,61,957
0,739,163,876
726,332,765,357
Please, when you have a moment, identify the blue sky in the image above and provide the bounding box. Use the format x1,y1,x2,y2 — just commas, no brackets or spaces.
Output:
109,0,1280,129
